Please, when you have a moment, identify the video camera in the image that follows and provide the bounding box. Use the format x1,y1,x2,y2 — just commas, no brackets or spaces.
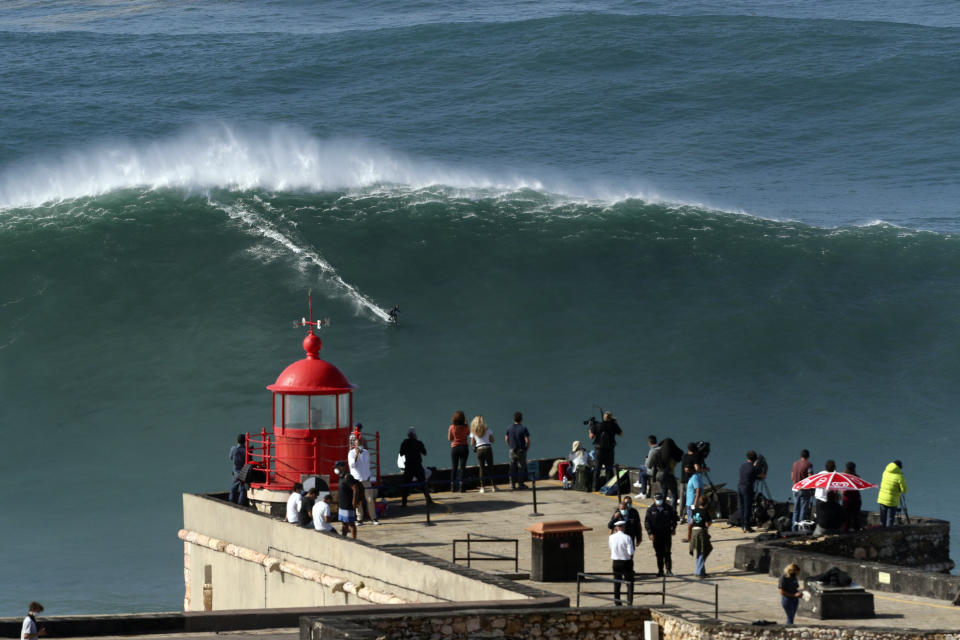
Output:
583,416,600,427
694,440,711,461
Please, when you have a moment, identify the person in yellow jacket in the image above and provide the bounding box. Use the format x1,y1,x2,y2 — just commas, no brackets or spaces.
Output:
877,460,907,527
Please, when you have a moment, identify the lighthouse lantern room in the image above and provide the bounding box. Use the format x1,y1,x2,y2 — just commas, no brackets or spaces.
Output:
245,298,369,512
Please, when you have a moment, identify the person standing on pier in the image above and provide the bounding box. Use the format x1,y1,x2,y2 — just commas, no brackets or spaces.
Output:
590,411,622,492
877,460,907,527
399,428,433,507
738,451,761,533
790,449,813,531
229,433,248,506
469,415,497,493
645,492,678,577
842,461,863,532
505,412,530,490
779,564,803,624
336,461,359,539
349,436,380,524
607,497,642,546
608,520,635,606
689,507,712,578
21,602,45,640
448,411,470,493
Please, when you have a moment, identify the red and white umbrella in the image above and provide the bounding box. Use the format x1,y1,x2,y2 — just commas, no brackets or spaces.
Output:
792,471,877,492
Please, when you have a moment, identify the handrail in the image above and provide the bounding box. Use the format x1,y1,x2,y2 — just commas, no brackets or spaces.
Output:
452,533,519,573
576,572,719,618
244,427,382,490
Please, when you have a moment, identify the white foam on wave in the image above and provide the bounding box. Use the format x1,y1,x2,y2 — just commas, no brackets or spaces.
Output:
0,122,573,209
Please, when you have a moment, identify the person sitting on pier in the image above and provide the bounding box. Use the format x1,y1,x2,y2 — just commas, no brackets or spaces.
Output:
813,491,844,536
607,497,642,547
312,492,335,533
297,487,319,528
285,482,304,524
634,435,659,499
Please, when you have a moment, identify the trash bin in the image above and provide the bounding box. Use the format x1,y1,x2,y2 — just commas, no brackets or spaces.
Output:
525,520,593,581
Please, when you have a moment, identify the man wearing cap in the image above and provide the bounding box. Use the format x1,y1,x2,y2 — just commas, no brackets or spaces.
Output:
608,520,635,606
335,461,360,539
312,491,335,533
607,497,642,546
399,427,433,507
645,492,678,577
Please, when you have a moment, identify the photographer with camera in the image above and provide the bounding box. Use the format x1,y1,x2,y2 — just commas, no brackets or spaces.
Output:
589,412,622,492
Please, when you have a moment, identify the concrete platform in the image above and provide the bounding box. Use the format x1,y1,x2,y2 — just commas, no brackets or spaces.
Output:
355,481,960,631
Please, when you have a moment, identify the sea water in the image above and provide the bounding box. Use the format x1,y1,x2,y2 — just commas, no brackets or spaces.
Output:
1,0,958,615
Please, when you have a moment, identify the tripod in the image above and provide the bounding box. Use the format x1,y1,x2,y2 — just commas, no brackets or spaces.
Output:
898,495,911,525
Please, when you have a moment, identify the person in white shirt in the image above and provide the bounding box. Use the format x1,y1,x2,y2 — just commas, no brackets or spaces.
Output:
21,602,45,640
285,482,303,524
348,439,379,524
608,520,635,606
469,415,497,493
312,492,335,532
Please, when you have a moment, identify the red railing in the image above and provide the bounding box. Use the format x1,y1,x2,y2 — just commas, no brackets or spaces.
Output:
244,428,380,491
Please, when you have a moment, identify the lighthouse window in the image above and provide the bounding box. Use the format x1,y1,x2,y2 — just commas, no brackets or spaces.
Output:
308,395,336,428
284,395,309,429
338,393,350,428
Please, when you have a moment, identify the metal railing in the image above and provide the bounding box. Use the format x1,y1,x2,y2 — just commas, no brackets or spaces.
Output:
245,428,381,490
576,572,719,618
452,533,519,573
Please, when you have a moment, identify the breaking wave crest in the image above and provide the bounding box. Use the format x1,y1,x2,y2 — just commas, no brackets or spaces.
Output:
0,122,610,209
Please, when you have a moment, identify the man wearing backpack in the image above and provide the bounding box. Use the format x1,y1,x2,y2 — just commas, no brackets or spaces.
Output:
590,412,622,491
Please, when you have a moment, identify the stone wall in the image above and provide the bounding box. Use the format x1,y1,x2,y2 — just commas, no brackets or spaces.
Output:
650,610,958,640
734,517,958,601
788,519,952,570
304,607,960,640
181,493,553,611
305,607,652,640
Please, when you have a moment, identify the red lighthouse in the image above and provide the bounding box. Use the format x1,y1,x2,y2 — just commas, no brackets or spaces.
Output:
246,299,377,513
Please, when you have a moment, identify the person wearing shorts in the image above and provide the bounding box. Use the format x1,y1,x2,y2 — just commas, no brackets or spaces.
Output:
336,461,359,539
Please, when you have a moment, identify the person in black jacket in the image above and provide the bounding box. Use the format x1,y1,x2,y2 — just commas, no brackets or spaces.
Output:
645,492,679,576
590,412,622,491
297,487,319,528
607,497,642,546
399,427,433,507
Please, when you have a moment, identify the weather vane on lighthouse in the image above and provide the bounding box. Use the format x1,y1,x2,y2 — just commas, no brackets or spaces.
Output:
294,289,330,333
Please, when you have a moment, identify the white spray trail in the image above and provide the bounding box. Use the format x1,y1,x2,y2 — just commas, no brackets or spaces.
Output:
210,198,391,322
